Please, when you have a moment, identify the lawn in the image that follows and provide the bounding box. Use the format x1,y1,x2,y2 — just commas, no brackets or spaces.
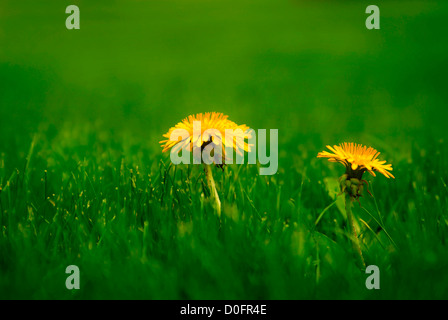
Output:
1,0,448,299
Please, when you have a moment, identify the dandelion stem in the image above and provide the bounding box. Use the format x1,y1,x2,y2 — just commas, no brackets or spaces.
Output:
204,164,221,217
345,192,366,270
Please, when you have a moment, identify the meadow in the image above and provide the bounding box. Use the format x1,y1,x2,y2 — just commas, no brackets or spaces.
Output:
1,0,448,299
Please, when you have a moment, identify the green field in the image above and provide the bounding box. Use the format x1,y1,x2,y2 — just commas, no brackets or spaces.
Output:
1,0,448,299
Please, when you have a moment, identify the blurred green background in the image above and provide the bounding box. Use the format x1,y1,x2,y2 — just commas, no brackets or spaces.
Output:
1,0,448,299
2,0,447,148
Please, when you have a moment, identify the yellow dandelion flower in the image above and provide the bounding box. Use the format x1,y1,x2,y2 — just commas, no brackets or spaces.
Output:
317,142,395,179
160,112,253,164
160,112,252,217
317,142,395,270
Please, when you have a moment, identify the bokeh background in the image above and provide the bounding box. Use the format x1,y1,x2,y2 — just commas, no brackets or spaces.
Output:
2,1,448,151
1,0,448,299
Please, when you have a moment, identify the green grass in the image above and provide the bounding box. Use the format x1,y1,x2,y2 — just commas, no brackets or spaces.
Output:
1,0,448,299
